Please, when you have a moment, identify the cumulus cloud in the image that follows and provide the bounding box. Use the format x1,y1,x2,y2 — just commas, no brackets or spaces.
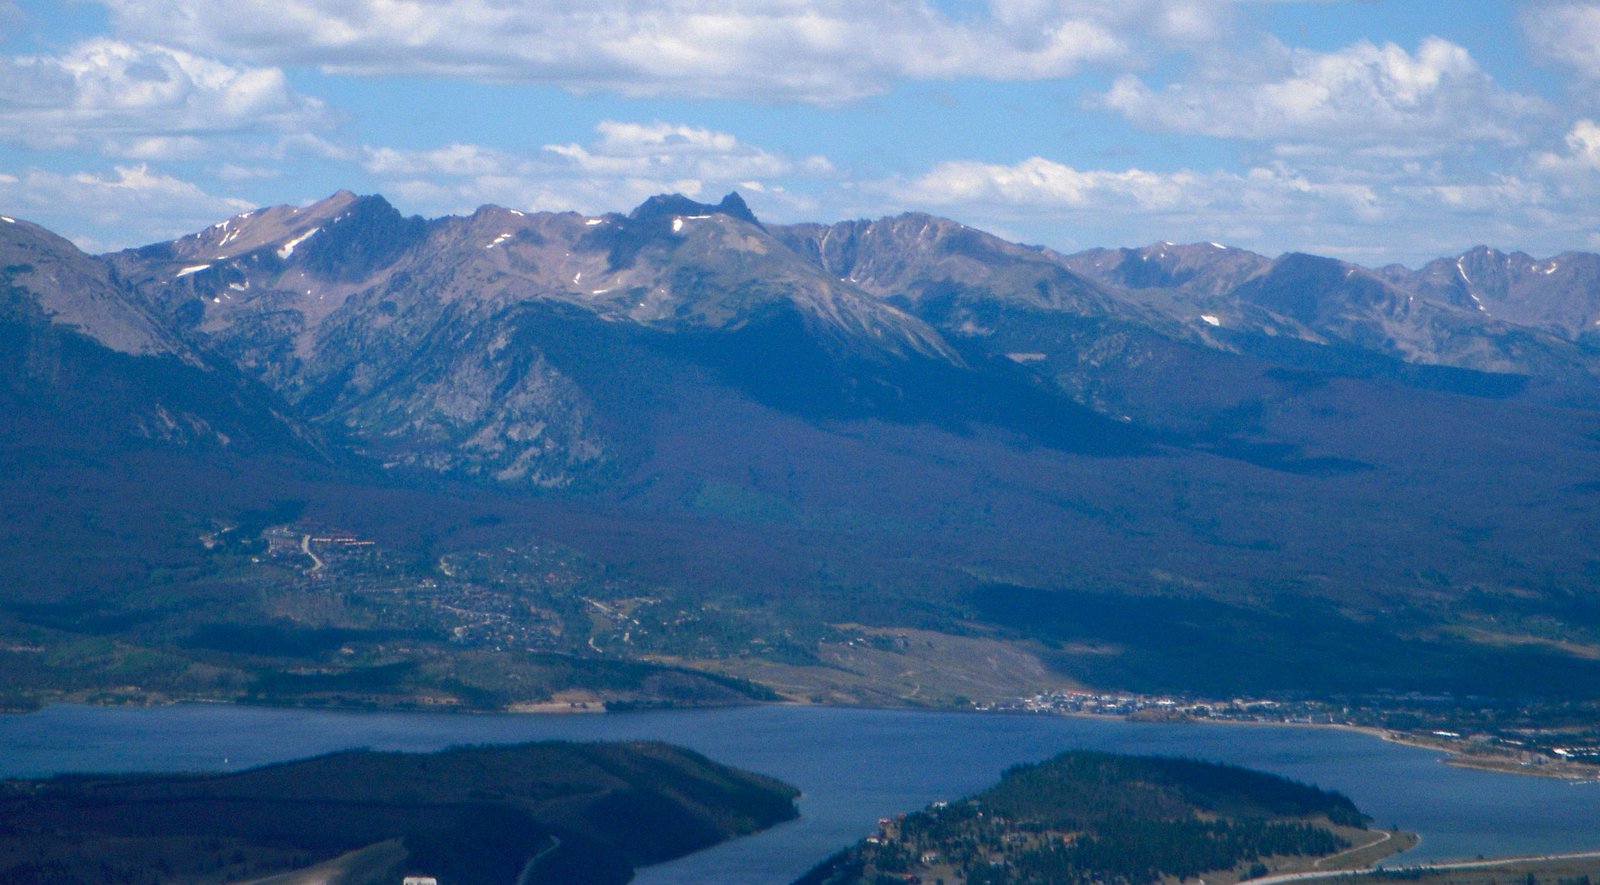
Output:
1524,118,1600,208
1095,36,1546,150
1396,177,1547,215
213,162,281,181
359,121,835,218
362,143,508,178
544,121,831,181
0,163,253,249
896,156,1382,221
90,0,1213,103
0,39,325,149
1533,118,1600,173
878,153,1594,264
1521,2,1600,81
898,157,1196,211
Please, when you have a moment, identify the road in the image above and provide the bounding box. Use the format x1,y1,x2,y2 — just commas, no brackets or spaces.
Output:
299,533,323,573
1313,830,1392,868
1251,850,1600,885
514,835,562,885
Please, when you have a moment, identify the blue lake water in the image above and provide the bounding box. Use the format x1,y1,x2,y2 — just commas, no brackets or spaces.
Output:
0,703,1596,884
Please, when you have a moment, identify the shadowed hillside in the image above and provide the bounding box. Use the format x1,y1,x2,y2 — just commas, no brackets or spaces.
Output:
0,740,799,885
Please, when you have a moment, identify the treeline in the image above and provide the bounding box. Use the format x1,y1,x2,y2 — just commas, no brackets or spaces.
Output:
0,740,799,885
983,751,1368,828
795,750,1368,885
1002,817,1346,885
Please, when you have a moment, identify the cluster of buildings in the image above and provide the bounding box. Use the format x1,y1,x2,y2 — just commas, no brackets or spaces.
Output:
259,525,566,652
978,688,1600,779
263,524,376,565
977,688,1336,725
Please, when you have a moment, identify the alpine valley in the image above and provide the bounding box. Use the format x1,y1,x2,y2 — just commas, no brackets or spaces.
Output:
6,191,1600,721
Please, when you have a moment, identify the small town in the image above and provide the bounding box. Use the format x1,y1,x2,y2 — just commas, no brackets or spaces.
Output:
979,688,1339,723
979,689,1600,779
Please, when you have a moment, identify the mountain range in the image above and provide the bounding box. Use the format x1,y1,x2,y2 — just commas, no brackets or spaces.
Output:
5,192,1600,706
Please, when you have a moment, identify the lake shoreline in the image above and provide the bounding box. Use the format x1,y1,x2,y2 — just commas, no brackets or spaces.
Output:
5,701,1600,882
1009,709,1600,784
7,691,1600,784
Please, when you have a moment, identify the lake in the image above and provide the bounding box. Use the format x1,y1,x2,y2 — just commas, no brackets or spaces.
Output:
0,703,1596,884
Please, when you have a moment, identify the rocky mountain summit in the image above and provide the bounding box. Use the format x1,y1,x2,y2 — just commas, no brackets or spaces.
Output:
7,188,1600,485
5,186,1599,486
101,191,968,486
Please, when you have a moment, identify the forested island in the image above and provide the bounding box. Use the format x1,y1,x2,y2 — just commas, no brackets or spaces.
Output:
0,740,799,884
798,751,1408,885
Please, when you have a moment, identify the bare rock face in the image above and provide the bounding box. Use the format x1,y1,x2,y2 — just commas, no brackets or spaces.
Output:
1388,246,1600,340
91,188,1600,487
319,307,606,486
0,218,322,455
774,213,1136,322
1055,240,1600,389
107,191,971,487
0,216,187,359
108,193,611,487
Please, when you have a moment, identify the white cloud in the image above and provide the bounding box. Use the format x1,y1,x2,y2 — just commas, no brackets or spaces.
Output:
1521,118,1600,209
359,121,835,218
878,153,1598,264
362,143,508,178
895,156,1392,225
1533,118,1600,174
96,0,1170,103
1396,177,1547,214
899,157,1199,210
214,162,282,181
0,39,326,149
109,135,212,160
272,132,355,162
1095,36,1546,150
1521,2,1600,81
0,163,253,250
544,121,827,181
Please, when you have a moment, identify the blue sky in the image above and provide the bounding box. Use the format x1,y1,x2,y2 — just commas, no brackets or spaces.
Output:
1,0,1598,266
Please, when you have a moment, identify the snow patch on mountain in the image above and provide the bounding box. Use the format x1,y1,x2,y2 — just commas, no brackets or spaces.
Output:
277,228,320,260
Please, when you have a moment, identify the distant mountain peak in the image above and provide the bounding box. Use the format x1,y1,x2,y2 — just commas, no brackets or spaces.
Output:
125,190,407,271
299,188,385,215
588,191,766,271
629,191,761,228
